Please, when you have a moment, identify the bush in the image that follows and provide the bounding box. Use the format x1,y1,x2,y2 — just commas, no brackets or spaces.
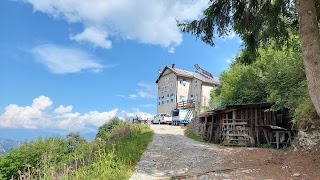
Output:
210,45,311,126
0,118,154,180
184,125,207,142
96,117,124,140
0,137,69,179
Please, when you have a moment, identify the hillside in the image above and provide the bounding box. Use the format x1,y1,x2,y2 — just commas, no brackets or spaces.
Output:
0,138,20,155
0,144,5,154
0,119,154,179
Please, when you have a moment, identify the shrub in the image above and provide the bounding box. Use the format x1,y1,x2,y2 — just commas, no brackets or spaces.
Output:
0,118,154,180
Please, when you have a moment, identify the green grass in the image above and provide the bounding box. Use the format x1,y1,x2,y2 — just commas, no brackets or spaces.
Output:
184,126,207,143
0,122,154,180
68,124,154,180
259,144,274,149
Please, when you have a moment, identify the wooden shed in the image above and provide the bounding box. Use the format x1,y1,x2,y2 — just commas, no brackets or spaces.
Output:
195,103,291,147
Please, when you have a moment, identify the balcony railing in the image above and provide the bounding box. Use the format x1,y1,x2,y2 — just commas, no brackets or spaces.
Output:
176,99,195,109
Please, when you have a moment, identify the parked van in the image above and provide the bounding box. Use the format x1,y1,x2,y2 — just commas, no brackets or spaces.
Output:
172,109,193,126
152,113,172,124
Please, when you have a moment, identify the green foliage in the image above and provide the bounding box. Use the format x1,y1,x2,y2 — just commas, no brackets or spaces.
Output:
96,117,124,140
184,125,207,142
211,63,266,107
66,132,87,152
73,124,154,179
210,44,312,125
0,118,154,180
259,144,274,149
179,0,300,63
0,137,69,179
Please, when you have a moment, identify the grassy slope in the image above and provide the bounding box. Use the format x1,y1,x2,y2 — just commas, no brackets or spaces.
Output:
0,123,154,180
74,124,154,179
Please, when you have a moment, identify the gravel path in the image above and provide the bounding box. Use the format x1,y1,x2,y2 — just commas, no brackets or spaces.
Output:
130,125,228,180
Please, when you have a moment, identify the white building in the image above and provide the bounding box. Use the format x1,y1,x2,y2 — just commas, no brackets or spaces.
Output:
156,64,220,115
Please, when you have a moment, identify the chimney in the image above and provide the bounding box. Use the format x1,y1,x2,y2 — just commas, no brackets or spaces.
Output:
172,64,175,68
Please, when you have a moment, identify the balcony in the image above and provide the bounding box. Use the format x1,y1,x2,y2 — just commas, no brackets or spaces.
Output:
176,99,195,109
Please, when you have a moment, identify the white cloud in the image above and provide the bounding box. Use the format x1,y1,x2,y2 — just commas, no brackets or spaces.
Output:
168,47,175,54
70,27,112,49
140,104,155,108
226,58,233,64
0,96,118,131
136,82,157,98
220,31,236,40
32,95,52,110
79,109,118,127
21,0,209,52
31,44,104,74
120,82,157,99
54,105,73,114
129,94,138,99
122,108,154,120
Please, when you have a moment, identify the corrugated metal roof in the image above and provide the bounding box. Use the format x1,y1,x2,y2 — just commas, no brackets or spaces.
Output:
156,66,220,85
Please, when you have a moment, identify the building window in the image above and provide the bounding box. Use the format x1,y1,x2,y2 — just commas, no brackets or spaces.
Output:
180,95,185,102
162,96,164,104
171,93,174,102
164,77,169,84
167,94,170,103
195,80,198,87
180,79,187,86
158,97,161,105
191,94,195,102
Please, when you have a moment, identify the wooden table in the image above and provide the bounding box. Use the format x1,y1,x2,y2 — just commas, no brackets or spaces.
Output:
260,126,292,149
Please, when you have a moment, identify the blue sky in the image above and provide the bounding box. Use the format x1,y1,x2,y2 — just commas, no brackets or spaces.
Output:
0,0,242,138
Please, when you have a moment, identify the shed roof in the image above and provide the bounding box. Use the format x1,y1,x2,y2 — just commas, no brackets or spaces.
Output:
205,102,272,116
156,66,220,85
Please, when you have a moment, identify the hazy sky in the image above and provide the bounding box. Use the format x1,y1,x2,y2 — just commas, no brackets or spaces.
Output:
0,0,242,135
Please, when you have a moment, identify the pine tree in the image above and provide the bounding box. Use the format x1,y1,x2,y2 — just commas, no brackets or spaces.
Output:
179,0,320,117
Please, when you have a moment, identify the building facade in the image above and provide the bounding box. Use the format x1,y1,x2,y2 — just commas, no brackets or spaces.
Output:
156,64,220,115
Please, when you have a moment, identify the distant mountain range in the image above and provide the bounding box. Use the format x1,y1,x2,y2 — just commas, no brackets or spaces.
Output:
0,128,63,141
0,138,20,155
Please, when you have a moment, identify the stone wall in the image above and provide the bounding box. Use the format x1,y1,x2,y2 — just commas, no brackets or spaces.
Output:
293,129,320,151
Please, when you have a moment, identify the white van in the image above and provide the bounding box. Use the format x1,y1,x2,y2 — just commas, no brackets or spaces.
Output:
152,113,172,124
172,109,193,126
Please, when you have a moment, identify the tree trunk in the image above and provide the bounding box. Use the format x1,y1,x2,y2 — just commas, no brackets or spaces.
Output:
296,0,320,117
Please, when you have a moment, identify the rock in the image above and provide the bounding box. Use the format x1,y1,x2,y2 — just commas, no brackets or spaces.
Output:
198,175,209,180
292,173,300,177
297,130,320,149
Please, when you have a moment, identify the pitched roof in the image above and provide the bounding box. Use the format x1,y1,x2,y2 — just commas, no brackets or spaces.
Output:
156,66,220,85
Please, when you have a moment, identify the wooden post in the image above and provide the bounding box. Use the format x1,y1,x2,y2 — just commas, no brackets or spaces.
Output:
210,115,214,141
276,131,280,149
204,116,208,138
232,110,236,119
272,111,276,125
255,108,259,146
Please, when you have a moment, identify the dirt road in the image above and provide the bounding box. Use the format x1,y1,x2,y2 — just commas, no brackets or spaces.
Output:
130,125,320,180
130,125,235,180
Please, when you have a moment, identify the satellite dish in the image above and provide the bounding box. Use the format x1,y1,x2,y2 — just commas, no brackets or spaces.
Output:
158,67,162,74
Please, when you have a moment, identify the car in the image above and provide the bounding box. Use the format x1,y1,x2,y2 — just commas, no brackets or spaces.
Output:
152,113,172,124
